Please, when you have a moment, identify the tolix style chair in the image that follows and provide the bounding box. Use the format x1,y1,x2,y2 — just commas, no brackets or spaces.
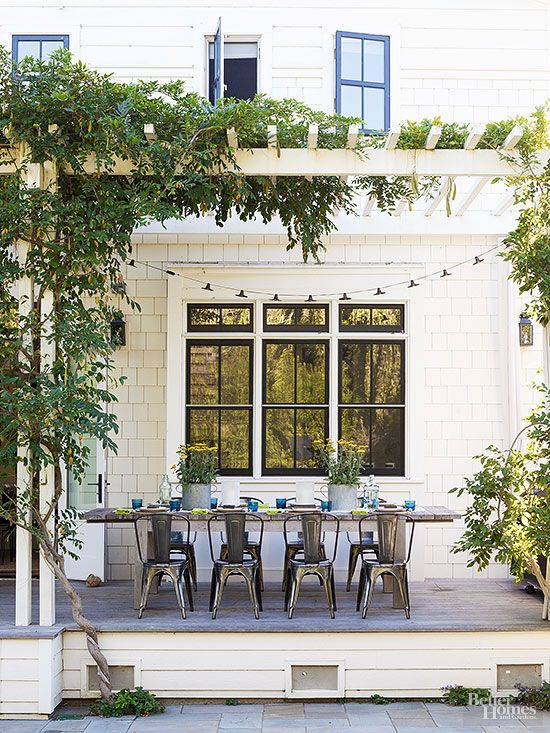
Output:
345,530,379,591
208,512,264,620
356,513,415,619
170,530,198,591
134,513,194,619
281,497,326,592
283,512,340,619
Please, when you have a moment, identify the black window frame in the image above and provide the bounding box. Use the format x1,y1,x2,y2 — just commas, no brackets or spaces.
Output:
339,303,404,333
263,303,330,332
185,339,253,476
338,339,405,476
262,339,329,476
187,303,254,332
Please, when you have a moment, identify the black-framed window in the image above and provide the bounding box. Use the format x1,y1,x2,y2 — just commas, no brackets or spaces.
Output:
339,304,404,332
339,340,404,476
263,304,329,332
187,304,253,332
335,31,390,133
208,41,258,103
186,340,253,475
12,35,69,63
262,341,329,474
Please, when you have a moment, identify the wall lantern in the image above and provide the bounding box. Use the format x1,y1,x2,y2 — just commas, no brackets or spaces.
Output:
110,314,126,347
519,312,533,347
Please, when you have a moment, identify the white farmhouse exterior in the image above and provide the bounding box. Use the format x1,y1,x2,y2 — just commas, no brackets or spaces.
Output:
1,0,550,716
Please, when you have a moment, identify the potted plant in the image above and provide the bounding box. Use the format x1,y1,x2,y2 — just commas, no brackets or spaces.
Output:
173,443,218,510
452,387,550,619
312,438,367,510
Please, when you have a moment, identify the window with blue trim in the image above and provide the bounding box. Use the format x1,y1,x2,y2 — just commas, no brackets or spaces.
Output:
12,35,69,64
335,31,390,133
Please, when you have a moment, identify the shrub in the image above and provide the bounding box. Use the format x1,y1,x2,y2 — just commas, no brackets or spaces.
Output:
442,685,491,706
516,681,550,711
91,687,165,717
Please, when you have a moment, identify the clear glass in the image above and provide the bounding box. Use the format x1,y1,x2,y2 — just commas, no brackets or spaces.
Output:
341,36,361,80
341,84,362,119
16,41,41,60
363,39,385,83
363,87,385,131
41,40,65,59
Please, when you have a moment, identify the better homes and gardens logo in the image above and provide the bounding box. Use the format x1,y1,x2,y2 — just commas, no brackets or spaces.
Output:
468,691,536,721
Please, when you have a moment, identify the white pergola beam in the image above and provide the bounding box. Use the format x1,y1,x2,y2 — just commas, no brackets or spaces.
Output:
455,176,489,216
501,125,523,150
385,126,401,150
346,124,359,150
267,125,277,149
362,195,376,216
393,199,408,216
425,177,451,217
226,127,238,149
493,191,515,216
143,123,156,141
425,125,442,150
464,124,484,150
307,123,318,149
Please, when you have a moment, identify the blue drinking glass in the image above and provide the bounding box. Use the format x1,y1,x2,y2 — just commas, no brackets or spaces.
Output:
169,498,181,512
321,500,332,512
131,498,143,510
404,499,416,511
276,498,287,509
211,497,218,510
248,500,259,512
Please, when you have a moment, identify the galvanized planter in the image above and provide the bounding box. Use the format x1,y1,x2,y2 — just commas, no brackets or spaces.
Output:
327,484,359,511
181,483,212,510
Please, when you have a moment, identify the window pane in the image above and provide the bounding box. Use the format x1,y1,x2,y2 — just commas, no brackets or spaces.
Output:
341,36,361,80
189,345,218,404
221,307,250,326
340,408,372,468
341,84,362,119
296,307,326,326
17,41,41,60
220,409,250,469
296,343,326,404
363,87,385,130
296,409,326,468
264,408,294,469
42,40,65,59
371,408,403,472
340,343,371,404
220,344,250,404
265,343,295,403
340,307,371,328
363,39,385,83
371,307,402,328
265,307,295,326
371,343,402,404
188,409,218,449
189,307,220,327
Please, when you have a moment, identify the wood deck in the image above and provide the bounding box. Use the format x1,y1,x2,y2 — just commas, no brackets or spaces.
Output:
0,578,545,635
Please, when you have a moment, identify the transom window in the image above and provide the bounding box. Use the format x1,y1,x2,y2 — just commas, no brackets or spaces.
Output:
339,341,404,475
12,35,69,64
187,304,253,332
186,340,253,474
263,304,329,332
339,304,404,332
335,31,390,132
263,341,329,475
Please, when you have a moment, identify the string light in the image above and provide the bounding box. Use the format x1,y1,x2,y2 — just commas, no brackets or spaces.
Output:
129,241,506,301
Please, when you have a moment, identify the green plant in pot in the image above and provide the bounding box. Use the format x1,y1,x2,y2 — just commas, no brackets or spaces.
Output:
174,443,218,510
452,386,550,619
312,438,366,510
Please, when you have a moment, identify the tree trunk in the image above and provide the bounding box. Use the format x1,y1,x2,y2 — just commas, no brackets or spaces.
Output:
526,556,550,621
40,542,114,700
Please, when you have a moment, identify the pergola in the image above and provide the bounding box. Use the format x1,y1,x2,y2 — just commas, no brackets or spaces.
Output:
2,122,549,628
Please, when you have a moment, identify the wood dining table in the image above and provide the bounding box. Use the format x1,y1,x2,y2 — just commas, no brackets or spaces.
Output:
85,505,460,610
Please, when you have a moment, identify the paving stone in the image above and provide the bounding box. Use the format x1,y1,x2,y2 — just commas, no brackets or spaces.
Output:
0,724,48,733
43,722,91,732
391,721,436,730
387,703,428,712
262,719,308,730
304,710,349,718
82,721,133,733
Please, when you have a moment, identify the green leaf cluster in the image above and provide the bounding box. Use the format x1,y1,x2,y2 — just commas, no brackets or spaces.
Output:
90,687,164,717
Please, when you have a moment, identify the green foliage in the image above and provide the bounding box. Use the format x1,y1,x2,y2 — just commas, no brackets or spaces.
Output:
442,685,491,706
91,687,164,717
451,386,550,580
312,438,366,485
225,698,239,706
369,694,390,705
174,443,218,486
516,681,550,711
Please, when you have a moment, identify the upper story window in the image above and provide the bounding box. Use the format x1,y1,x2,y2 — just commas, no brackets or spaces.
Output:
12,35,69,64
187,304,253,332
335,31,390,133
264,304,329,332
339,304,404,332
208,39,258,104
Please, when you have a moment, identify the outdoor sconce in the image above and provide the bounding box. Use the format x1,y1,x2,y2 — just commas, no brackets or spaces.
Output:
110,314,126,347
519,312,533,347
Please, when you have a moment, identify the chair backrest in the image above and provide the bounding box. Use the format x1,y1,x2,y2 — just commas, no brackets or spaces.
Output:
301,513,324,563
376,513,405,564
134,513,175,564
224,512,247,563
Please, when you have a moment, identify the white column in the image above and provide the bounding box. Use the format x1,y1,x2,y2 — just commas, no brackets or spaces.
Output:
166,274,183,478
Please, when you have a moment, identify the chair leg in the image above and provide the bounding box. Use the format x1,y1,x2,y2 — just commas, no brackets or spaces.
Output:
187,546,198,592
208,567,217,612
254,564,263,612
321,570,335,619
356,564,366,612
288,568,305,620
138,568,157,619
346,545,356,592
361,568,377,619
211,568,225,620
244,568,260,620
183,566,194,611
257,552,265,592
330,566,337,612
282,547,291,591
284,565,293,611
396,567,411,619
169,567,186,620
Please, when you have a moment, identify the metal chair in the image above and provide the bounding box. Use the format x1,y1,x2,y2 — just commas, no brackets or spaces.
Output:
170,530,198,591
345,531,379,592
283,512,340,619
356,513,415,619
208,512,264,620
219,530,264,591
281,497,326,592
134,513,194,619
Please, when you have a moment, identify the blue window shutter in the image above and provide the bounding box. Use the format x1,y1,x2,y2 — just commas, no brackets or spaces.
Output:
335,30,390,133
12,34,69,64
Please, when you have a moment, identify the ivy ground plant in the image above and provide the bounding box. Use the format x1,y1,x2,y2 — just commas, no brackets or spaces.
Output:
451,387,550,619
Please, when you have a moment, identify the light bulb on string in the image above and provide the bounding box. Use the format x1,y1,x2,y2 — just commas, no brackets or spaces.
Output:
236,289,247,298
202,283,213,291
473,256,484,265
271,294,280,301
339,293,351,301
441,269,452,278
408,280,419,288
374,288,385,296
306,294,315,303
